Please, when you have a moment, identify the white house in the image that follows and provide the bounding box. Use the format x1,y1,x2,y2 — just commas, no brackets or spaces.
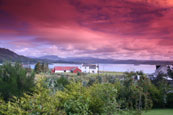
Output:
81,64,99,73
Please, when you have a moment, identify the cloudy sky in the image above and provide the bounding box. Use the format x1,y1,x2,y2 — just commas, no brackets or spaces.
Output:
0,0,173,60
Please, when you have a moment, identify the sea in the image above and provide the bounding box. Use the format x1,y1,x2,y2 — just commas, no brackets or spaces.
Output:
29,63,156,74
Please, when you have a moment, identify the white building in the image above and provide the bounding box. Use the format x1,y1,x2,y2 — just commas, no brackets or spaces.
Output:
81,64,99,73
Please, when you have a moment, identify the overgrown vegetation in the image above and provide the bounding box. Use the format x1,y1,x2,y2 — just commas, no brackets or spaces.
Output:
0,62,172,115
34,62,49,74
0,62,35,101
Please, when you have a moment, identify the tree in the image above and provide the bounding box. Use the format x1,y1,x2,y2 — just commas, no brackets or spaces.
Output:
151,73,169,108
41,63,49,73
0,62,35,101
34,62,49,73
34,62,42,73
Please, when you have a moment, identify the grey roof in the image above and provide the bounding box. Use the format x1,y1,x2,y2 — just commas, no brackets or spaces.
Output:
82,64,97,69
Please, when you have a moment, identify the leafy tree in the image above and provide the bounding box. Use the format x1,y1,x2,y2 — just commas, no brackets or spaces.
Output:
41,63,49,73
34,62,49,73
0,62,35,101
151,73,169,108
34,62,42,73
117,72,153,111
0,78,63,115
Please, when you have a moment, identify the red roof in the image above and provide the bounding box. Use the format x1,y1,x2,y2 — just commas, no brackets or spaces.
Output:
52,66,81,73
73,68,82,73
54,66,77,71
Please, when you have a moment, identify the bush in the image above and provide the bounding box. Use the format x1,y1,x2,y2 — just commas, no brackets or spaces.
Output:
57,82,119,115
0,71,167,114
45,76,70,92
56,76,70,89
0,79,62,114
88,83,118,114
57,83,91,114
0,62,35,101
151,73,169,108
117,74,153,111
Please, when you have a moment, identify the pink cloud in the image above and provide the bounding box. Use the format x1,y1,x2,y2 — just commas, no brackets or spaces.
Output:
0,0,173,60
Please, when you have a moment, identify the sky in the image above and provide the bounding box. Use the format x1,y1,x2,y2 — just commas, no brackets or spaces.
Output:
0,0,173,60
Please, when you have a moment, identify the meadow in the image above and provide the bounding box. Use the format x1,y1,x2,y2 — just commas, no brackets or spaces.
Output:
143,109,173,115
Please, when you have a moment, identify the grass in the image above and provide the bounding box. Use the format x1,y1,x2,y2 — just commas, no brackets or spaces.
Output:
40,71,124,78
142,109,173,115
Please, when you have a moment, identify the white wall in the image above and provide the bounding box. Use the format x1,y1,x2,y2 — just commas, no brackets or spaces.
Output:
55,70,71,73
81,65,98,73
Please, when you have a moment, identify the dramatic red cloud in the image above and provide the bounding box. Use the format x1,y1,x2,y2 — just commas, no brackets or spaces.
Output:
0,0,173,60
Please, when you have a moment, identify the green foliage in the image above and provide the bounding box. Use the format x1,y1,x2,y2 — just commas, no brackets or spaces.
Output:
57,83,119,115
117,73,153,111
45,76,70,93
0,79,64,115
34,62,42,73
0,71,170,114
88,83,118,114
56,76,70,90
151,73,169,108
41,63,49,73
166,93,173,108
34,62,49,74
58,83,90,115
0,62,35,101
87,77,96,86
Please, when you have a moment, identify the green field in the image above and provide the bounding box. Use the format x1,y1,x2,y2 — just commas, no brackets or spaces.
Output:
143,109,173,115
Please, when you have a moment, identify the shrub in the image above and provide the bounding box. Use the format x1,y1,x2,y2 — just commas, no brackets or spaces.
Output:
57,82,119,115
0,62,35,101
87,77,96,86
88,83,118,114
45,76,70,92
57,83,91,115
0,79,62,115
117,73,153,111
151,73,169,108
0,71,166,114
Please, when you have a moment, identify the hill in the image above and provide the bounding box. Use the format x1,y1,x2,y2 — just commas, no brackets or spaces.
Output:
1,48,173,65
0,48,73,64
39,55,173,65
0,48,36,63
39,55,62,61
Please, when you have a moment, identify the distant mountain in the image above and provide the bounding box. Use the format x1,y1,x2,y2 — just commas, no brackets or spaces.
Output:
0,48,36,63
39,55,62,61
63,57,112,63
0,48,72,64
1,48,173,65
63,57,173,65
40,55,172,65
